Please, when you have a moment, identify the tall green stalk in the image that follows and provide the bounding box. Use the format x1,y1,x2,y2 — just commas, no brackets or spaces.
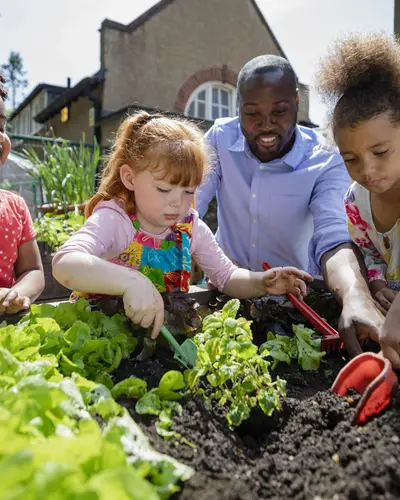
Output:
21,135,100,208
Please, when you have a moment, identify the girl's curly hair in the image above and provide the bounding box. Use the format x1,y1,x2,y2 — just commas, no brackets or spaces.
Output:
316,33,400,132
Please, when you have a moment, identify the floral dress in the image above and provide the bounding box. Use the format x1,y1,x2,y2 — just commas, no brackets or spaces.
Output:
344,182,400,290
72,211,194,301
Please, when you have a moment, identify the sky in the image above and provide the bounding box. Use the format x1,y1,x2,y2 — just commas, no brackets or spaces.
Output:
0,0,395,126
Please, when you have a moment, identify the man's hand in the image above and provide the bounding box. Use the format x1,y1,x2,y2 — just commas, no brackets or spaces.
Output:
338,287,383,357
321,243,386,358
0,288,31,315
379,293,400,368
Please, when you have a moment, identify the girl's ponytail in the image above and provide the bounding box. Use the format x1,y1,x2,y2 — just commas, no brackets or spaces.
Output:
85,111,156,218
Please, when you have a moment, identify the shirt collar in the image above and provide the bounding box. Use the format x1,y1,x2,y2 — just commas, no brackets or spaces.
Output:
228,130,246,153
228,123,306,170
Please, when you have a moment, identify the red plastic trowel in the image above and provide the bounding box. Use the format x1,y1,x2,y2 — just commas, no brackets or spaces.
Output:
331,352,398,424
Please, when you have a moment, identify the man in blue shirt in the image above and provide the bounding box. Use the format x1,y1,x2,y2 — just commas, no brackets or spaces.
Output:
197,55,382,357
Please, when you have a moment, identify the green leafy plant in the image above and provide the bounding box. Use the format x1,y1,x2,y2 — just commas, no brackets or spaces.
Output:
260,324,326,371
112,371,194,446
0,300,194,499
2,299,137,387
34,210,85,252
21,136,100,208
186,299,287,428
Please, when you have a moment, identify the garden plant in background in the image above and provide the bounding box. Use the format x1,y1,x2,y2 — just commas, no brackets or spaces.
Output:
21,135,100,210
34,211,85,253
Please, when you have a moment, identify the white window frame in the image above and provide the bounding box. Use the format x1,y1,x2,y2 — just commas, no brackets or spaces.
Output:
185,81,237,121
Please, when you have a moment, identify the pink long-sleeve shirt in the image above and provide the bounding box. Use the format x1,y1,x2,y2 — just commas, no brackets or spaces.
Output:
53,199,236,291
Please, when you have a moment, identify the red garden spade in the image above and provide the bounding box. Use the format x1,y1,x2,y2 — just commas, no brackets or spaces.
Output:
331,352,398,424
262,261,342,352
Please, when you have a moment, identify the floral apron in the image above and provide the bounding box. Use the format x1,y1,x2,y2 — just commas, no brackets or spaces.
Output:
72,212,193,301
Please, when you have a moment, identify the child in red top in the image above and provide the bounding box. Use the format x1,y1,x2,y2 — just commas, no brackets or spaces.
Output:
0,74,44,314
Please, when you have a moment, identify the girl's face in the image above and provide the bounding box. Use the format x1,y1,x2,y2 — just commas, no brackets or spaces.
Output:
0,99,10,166
335,114,400,194
127,169,196,234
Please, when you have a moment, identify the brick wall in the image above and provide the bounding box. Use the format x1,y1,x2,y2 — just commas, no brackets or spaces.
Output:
101,0,310,118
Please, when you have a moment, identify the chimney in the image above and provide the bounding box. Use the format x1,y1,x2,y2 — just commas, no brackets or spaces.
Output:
67,77,71,88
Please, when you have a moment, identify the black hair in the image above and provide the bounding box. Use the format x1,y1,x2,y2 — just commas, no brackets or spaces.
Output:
237,54,297,94
0,74,7,102
316,33,400,131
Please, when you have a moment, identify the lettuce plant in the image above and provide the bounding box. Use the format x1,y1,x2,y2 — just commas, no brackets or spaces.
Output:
0,299,194,499
260,324,326,371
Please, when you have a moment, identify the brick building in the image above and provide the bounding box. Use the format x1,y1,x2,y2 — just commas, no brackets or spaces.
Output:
9,0,315,146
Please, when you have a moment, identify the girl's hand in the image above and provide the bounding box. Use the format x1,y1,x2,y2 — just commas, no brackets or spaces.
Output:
122,276,164,339
0,131,11,165
262,267,312,299
0,288,31,315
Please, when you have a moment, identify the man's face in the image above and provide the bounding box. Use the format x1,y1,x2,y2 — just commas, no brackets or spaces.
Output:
239,69,298,163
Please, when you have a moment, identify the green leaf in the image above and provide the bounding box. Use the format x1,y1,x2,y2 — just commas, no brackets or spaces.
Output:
223,317,238,335
260,337,292,368
206,371,224,387
202,316,222,331
135,392,162,416
87,466,160,500
293,324,326,371
240,375,258,394
226,402,250,428
258,389,280,416
221,299,240,319
94,372,114,390
185,367,206,390
233,340,258,360
111,377,148,399
204,338,221,364
219,363,240,381
64,321,91,351
158,371,185,393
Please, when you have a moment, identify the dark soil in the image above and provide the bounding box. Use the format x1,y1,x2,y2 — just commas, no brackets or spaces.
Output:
114,290,400,500
115,348,400,500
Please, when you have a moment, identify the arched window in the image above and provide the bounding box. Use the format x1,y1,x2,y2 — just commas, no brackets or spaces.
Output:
185,82,237,120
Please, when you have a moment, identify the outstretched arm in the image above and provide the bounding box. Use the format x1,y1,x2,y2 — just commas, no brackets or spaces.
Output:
0,239,45,314
321,243,382,357
310,161,383,357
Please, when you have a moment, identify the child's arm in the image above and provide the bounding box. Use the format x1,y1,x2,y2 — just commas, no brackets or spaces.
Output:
380,293,400,368
191,218,312,299
0,239,45,314
54,253,164,338
52,206,164,338
0,197,44,315
223,266,311,299
345,196,391,313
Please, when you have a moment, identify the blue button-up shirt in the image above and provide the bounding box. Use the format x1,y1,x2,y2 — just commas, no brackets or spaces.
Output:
196,117,352,275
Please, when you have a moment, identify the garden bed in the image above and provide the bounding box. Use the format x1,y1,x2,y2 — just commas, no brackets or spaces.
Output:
3,286,399,499
116,351,400,500
113,290,400,500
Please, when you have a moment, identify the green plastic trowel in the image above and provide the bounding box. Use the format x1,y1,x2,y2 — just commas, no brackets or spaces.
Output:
160,325,198,369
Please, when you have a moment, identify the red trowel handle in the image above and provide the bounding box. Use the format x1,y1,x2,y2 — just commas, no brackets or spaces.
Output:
262,261,339,338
